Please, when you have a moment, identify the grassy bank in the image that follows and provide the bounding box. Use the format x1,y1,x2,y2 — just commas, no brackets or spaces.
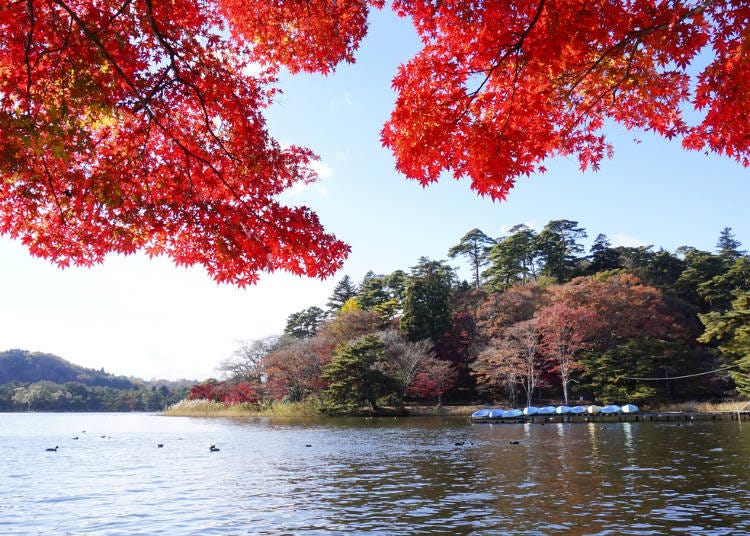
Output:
164,399,750,418
163,399,481,418
655,400,750,413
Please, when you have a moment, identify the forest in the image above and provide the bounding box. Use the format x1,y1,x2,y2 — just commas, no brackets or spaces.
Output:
190,220,750,414
0,350,190,411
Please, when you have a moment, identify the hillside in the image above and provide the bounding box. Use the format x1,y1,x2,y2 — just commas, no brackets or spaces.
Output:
0,349,136,389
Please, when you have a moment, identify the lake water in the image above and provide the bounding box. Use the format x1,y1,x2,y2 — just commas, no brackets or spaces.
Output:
1,413,748,535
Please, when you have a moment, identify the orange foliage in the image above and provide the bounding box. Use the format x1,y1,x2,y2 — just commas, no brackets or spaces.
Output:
3,1,748,283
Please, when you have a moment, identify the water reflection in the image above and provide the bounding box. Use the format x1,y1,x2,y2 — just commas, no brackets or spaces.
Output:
1,414,749,535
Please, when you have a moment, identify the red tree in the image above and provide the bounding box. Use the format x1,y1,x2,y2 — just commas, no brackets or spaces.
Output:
535,303,601,405
549,274,693,346
3,2,748,282
383,1,750,197
408,356,458,404
1,0,349,285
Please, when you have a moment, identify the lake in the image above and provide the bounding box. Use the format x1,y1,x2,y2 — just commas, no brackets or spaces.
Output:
1,412,748,535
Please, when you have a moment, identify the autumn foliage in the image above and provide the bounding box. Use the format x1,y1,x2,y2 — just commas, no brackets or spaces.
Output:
2,1,749,283
189,380,261,406
1,0,349,285
383,0,750,198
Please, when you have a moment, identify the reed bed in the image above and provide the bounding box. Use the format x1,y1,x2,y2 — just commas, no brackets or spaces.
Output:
656,400,750,413
163,399,323,418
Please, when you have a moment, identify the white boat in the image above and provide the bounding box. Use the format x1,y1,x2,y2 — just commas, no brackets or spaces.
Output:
600,404,621,414
523,406,540,416
621,404,640,413
586,405,602,414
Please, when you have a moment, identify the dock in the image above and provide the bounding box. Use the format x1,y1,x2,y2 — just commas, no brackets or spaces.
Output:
471,411,750,424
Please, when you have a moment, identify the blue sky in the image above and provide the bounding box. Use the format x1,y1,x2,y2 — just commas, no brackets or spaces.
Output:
1,9,748,381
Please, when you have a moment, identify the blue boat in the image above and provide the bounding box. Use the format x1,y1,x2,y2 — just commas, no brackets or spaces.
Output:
523,406,540,416
470,409,491,420
538,406,557,415
488,408,507,419
556,405,572,414
570,405,587,414
600,404,621,415
503,409,523,418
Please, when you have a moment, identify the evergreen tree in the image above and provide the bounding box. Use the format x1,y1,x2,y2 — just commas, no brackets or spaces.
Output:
716,227,744,261
587,233,621,274
448,228,495,288
357,272,389,310
283,307,326,339
484,224,537,290
400,258,456,342
326,275,358,313
535,219,587,283
321,335,400,412
699,291,750,397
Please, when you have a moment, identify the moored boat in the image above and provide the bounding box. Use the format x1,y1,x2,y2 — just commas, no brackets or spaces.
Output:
586,405,602,414
523,406,540,416
600,404,621,414
538,406,557,415
470,409,491,420
621,404,640,413
556,406,572,414
488,408,507,419
570,405,587,414
503,409,524,418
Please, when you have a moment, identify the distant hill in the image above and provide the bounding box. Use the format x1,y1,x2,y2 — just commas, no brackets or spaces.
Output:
0,349,137,389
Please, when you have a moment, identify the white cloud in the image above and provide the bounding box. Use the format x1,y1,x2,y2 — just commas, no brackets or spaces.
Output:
610,233,647,248
329,91,354,110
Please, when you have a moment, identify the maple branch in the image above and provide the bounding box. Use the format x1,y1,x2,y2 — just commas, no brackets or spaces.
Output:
143,0,244,163
102,0,134,34
40,154,68,226
51,0,285,239
457,0,546,124
564,1,713,97
24,0,36,111
557,2,714,142
466,0,546,99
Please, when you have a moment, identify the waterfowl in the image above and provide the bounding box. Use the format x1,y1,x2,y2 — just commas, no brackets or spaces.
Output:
509,440,520,445
157,443,164,448
46,446,59,452
209,444,220,452
454,441,466,446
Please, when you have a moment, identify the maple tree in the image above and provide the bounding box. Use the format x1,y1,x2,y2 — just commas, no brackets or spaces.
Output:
408,354,458,404
472,319,544,407
1,0,350,285
262,335,330,401
383,0,750,199
4,1,749,284
535,303,601,405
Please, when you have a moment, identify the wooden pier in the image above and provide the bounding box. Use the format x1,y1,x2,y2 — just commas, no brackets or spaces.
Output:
471,411,750,424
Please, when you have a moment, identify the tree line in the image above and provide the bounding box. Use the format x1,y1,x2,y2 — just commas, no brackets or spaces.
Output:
0,350,190,411
190,220,749,413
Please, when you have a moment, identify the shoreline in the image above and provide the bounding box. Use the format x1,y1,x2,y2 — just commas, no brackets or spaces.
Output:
162,400,750,419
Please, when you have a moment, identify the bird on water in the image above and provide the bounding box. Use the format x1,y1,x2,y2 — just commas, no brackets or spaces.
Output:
210,444,220,452
46,446,59,452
